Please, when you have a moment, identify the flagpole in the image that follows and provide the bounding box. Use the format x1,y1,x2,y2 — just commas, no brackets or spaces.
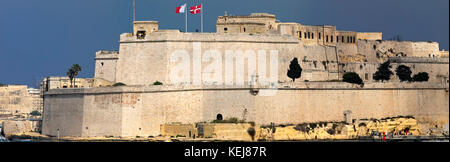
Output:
201,4,203,33
185,4,188,32
133,0,135,22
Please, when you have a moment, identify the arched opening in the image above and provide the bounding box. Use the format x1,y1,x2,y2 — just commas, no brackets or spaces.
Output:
216,114,223,121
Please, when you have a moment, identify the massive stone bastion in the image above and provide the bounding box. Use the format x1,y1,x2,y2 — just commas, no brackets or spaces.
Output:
42,82,449,137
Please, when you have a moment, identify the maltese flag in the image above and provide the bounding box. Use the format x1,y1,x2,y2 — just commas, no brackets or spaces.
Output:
190,4,202,14
176,4,187,13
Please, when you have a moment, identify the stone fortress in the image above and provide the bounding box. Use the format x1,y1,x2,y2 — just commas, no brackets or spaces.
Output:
41,13,449,138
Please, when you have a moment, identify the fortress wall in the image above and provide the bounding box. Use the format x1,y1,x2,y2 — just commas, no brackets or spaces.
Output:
356,32,382,41
0,85,36,114
82,94,123,137
117,32,320,85
340,57,449,83
42,83,449,137
412,42,440,58
340,63,379,81
114,32,444,86
357,40,440,59
392,62,449,83
116,41,168,86
42,94,84,137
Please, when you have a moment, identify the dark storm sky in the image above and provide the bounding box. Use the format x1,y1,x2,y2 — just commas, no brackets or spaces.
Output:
0,0,448,88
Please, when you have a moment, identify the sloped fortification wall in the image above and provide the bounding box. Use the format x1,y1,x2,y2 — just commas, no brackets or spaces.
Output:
115,31,342,86
42,83,449,137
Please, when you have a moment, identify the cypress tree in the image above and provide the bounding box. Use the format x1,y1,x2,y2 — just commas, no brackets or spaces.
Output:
373,60,394,82
395,65,412,82
287,58,302,82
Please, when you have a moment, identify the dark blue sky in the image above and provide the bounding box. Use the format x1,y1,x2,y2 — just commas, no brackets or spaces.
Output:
0,0,448,88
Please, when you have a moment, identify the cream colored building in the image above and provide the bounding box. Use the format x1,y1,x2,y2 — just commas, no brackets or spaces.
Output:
41,76,94,91
0,85,42,115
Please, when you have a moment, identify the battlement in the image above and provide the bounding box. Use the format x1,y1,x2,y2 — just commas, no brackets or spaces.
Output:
119,30,299,43
95,50,119,60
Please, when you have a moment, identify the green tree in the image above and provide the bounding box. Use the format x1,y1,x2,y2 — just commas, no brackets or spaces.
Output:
343,72,363,85
412,72,429,82
153,81,163,85
66,64,82,88
30,110,41,116
287,58,302,82
395,65,412,82
373,60,393,82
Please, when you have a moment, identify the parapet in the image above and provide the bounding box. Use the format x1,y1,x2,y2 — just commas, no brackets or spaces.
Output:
95,50,119,60
133,21,159,38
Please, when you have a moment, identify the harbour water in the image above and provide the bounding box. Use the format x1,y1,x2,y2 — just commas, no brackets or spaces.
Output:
0,135,8,142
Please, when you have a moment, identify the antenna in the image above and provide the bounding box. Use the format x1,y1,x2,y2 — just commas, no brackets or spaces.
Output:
133,0,136,22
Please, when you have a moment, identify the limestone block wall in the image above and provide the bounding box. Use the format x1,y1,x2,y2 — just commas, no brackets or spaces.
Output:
340,58,449,83
357,40,440,59
42,94,84,137
0,85,38,114
356,32,382,41
42,83,449,137
117,31,324,85
1,120,41,136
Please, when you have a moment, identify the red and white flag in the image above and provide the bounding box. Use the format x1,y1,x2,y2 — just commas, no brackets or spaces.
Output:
190,4,202,14
176,4,187,13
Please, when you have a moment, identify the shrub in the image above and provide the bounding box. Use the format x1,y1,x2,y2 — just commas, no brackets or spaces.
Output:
287,58,302,82
153,81,163,85
395,65,412,82
112,82,126,87
326,128,336,135
343,72,363,85
212,117,245,123
247,127,256,141
30,110,41,116
412,72,429,82
373,61,393,82
294,124,310,133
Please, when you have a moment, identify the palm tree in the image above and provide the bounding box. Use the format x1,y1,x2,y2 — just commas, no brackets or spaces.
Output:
66,64,82,88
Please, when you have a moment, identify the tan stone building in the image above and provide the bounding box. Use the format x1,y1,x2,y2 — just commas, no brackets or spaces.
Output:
41,76,94,91
0,85,42,115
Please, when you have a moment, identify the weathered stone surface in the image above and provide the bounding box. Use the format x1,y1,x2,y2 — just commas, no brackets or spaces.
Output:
42,82,448,137
2,120,40,137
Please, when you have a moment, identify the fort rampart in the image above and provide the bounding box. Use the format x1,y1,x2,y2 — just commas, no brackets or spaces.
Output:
42,82,449,137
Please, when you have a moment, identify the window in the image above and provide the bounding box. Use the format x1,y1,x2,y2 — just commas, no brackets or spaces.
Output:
312,33,314,39
331,36,334,42
101,62,104,66
243,28,246,32
299,31,302,38
326,35,329,42
342,36,344,42
308,32,310,39
304,32,307,39
347,36,350,43
319,33,321,39
136,31,146,39
224,28,228,31
365,73,369,80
